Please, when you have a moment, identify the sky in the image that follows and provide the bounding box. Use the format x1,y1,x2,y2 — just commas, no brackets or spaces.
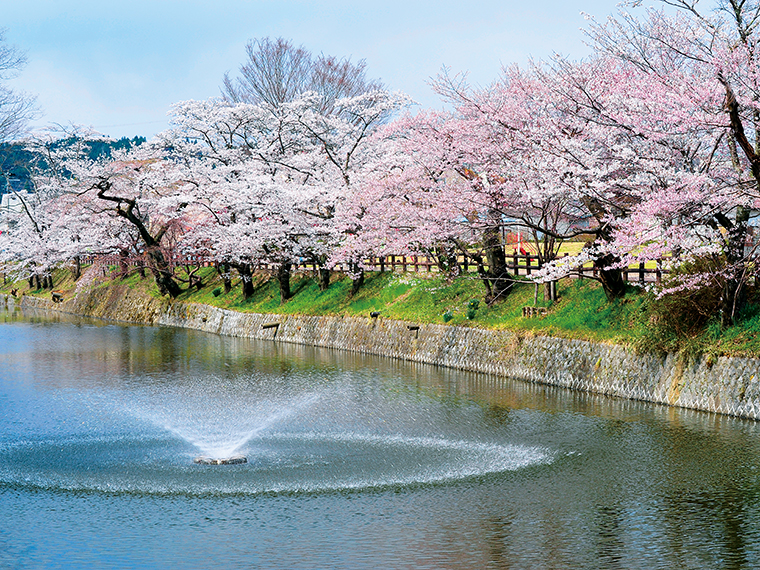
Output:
4,0,628,140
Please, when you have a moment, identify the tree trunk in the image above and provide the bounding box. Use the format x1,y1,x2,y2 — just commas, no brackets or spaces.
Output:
715,79,753,325
34,274,41,290
72,256,81,281
318,267,330,291
543,281,558,302
484,223,513,303
146,247,182,298
219,262,232,294
433,244,459,276
580,194,627,301
187,268,203,291
349,262,364,296
151,268,182,298
234,263,254,300
471,252,493,299
595,253,627,300
721,205,751,326
119,251,129,277
721,277,745,328
96,184,182,298
277,262,292,303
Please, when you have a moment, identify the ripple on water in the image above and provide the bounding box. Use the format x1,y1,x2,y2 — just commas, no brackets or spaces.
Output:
0,431,553,497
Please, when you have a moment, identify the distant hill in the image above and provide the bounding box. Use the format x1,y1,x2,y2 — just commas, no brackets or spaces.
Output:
0,136,146,194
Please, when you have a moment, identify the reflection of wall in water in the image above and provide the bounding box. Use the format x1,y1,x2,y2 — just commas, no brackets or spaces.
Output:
9,290,760,422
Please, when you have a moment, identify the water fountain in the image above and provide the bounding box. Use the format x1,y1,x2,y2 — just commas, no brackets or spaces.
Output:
0,371,552,496
119,381,328,470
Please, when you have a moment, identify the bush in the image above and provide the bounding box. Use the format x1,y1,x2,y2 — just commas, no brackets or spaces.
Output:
443,310,454,323
649,256,723,336
633,255,725,357
212,287,222,297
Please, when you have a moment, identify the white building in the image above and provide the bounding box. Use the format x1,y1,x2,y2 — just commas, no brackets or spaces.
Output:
0,190,32,233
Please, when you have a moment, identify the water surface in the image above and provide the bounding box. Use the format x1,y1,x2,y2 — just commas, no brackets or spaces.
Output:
1,307,760,569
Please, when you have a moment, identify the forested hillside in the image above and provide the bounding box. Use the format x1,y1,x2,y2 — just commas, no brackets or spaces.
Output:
0,137,146,193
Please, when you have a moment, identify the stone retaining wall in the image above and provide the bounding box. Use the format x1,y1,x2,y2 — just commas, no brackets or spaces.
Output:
6,286,760,420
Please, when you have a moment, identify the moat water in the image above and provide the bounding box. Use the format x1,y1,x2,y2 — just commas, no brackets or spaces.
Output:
2,307,760,569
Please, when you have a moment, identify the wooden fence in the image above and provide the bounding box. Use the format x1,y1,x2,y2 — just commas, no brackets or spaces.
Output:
336,252,666,285
81,250,667,285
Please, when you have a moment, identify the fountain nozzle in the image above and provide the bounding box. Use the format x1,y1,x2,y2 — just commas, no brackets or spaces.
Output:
193,455,248,465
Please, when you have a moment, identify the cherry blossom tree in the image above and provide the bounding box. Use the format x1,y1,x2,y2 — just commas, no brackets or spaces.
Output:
333,113,469,281
580,0,760,324
16,4,760,331
163,88,411,301
1,132,100,288
337,108,518,302
214,38,402,297
375,4,760,313
354,62,671,303
22,130,209,297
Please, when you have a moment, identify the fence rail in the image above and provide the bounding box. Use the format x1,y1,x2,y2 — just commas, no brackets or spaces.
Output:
79,250,669,285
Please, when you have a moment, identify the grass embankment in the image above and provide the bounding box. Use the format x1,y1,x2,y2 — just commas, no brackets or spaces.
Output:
5,264,760,358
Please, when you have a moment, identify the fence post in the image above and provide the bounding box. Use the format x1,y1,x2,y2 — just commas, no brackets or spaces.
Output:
639,261,645,285
525,255,532,276
513,252,519,276
656,259,662,285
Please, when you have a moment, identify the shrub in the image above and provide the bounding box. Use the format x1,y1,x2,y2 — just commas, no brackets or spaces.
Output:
632,255,726,357
443,310,454,323
649,256,723,336
212,287,222,297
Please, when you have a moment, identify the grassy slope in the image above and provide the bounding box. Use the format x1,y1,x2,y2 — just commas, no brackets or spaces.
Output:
6,264,760,358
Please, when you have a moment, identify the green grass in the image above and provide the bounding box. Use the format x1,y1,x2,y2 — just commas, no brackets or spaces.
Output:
7,263,760,358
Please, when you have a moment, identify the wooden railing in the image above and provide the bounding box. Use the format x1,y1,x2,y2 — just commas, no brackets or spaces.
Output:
80,250,668,284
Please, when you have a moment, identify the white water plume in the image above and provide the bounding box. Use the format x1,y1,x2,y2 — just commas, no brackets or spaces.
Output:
119,380,321,458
